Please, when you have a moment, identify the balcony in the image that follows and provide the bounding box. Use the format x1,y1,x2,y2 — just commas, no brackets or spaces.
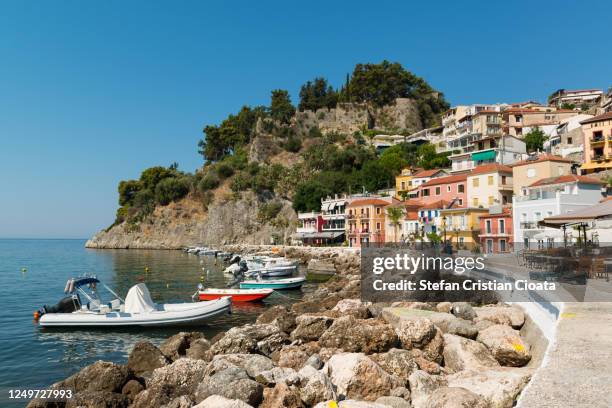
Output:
590,137,605,146
297,212,319,220
499,183,513,190
296,226,317,234
520,221,540,230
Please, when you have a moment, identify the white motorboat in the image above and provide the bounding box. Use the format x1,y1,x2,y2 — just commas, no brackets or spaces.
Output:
245,256,297,276
37,278,231,327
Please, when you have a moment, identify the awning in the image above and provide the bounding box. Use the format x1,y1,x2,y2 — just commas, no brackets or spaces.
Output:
580,161,612,170
322,203,331,211
471,150,496,162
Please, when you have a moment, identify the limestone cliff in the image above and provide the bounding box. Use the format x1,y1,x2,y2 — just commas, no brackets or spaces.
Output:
86,191,297,249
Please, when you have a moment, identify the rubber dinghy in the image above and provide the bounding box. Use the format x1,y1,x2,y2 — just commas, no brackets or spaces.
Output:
38,278,231,327
198,288,273,302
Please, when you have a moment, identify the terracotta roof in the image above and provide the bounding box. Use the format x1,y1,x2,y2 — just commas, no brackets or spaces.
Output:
580,112,612,124
347,198,390,208
412,169,445,178
418,200,450,210
420,174,467,187
528,175,604,188
509,153,574,167
469,163,512,175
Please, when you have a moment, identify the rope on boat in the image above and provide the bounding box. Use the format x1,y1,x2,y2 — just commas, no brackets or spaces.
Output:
270,291,302,301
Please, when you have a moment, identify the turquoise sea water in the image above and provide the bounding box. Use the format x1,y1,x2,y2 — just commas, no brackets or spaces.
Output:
0,239,311,407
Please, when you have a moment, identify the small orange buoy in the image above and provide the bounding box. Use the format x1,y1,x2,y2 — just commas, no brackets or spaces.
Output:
33,311,40,321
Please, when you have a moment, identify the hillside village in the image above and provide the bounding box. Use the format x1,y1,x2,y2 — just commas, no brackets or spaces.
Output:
293,87,612,252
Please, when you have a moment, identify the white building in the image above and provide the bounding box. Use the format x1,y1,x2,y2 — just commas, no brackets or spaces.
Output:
449,135,526,173
512,175,604,247
321,195,348,233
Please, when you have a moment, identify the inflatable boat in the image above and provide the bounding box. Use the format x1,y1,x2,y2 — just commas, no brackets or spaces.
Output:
37,278,231,327
198,287,273,302
239,276,306,290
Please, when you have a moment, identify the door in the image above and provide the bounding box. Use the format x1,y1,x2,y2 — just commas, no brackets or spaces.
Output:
486,239,493,254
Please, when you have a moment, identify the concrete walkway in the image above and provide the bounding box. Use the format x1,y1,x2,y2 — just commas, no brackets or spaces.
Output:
517,302,612,408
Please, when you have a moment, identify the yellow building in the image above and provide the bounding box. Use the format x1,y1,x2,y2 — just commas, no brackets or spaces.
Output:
580,112,612,173
467,164,513,208
439,207,489,249
395,168,414,198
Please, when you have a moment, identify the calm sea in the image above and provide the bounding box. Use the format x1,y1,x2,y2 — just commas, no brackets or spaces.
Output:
0,239,311,407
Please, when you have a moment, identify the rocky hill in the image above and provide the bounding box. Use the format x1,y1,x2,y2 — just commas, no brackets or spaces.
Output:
87,96,439,249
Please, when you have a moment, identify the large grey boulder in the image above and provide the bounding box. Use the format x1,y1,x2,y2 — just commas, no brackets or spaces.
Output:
205,353,274,378
58,361,130,393
159,331,204,361
291,314,334,342
408,370,447,408
186,338,212,360
323,352,404,401
64,391,129,408
195,367,263,406
446,368,534,408
477,324,531,367
375,395,412,408
383,308,478,339
424,386,487,408
297,365,335,405
128,341,170,376
256,305,297,333
319,316,398,353
473,306,525,329
442,333,499,372
332,299,370,318
255,366,300,386
370,348,418,384
450,302,476,321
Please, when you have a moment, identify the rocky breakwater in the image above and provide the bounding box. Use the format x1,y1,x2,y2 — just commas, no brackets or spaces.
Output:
28,267,538,408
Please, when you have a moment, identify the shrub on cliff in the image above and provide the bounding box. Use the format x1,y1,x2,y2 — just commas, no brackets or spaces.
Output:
155,177,190,205
298,77,338,111
257,200,284,223
198,174,220,192
282,137,302,153
216,163,235,179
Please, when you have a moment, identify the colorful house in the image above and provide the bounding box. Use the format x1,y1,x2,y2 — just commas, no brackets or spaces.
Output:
510,153,574,197
467,164,513,208
440,207,489,249
479,206,513,253
579,112,612,173
346,198,395,247
415,174,467,207
395,168,447,199
418,200,451,239
384,201,421,242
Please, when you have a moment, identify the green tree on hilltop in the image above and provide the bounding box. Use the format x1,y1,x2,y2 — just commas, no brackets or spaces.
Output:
270,89,295,124
298,77,338,111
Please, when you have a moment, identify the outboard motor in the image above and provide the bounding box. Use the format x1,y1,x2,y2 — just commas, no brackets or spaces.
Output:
226,261,249,288
228,255,241,265
41,295,81,315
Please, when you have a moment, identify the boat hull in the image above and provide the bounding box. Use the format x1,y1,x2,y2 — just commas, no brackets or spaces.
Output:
198,288,273,302
239,277,305,290
39,297,232,327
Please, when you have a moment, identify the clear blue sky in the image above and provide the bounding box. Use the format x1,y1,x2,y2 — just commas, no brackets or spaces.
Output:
1,1,610,238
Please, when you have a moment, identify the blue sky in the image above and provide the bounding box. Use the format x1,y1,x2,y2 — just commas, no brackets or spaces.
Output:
1,1,610,238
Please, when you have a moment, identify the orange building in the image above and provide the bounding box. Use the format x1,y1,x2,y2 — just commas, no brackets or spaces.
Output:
346,198,392,247
580,112,612,173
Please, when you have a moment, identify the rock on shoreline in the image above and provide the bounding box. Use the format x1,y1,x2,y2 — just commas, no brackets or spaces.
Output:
28,255,535,408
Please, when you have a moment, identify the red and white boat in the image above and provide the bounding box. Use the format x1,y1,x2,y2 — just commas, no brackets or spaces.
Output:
198,287,274,302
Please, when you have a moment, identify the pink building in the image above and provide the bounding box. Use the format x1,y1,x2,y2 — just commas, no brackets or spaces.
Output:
415,174,467,208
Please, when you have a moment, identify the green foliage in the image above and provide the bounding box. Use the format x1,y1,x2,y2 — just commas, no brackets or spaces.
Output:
561,102,576,110
337,60,449,127
140,167,175,190
198,174,220,192
361,160,393,192
417,144,451,169
427,232,443,244
308,126,323,138
155,177,190,205
216,163,235,179
118,180,142,206
524,127,548,152
283,137,302,152
270,89,295,124
257,200,284,223
298,77,338,111
230,171,251,193
198,105,266,162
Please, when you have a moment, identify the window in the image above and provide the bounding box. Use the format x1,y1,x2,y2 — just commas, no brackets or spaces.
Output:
473,197,479,206
376,222,381,230
567,137,572,144
499,219,505,233
488,175,494,185
422,189,430,197
502,175,507,185
558,166,565,176
527,168,536,178
499,239,507,252
458,184,465,193
485,220,492,233
376,207,381,215
435,187,441,195
447,185,451,192
473,178,480,187
458,199,463,206
401,182,405,190
488,196,494,205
